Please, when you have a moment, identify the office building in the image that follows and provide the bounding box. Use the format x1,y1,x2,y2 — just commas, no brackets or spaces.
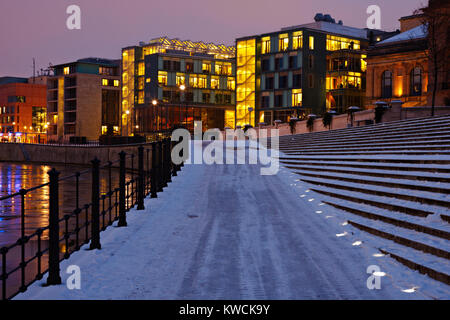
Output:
47,58,121,142
122,37,236,136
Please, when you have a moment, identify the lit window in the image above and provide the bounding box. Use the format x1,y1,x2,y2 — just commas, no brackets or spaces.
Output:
292,31,303,50
138,77,144,90
176,73,185,86
309,36,314,50
211,76,219,89
292,89,302,107
146,78,151,83
158,71,168,86
189,75,199,88
64,67,70,75
261,37,271,54
102,79,109,86
101,126,107,135
202,62,211,74
138,62,145,76
410,67,422,96
138,91,144,104
113,80,120,87
279,34,289,51
227,78,235,90
198,75,207,88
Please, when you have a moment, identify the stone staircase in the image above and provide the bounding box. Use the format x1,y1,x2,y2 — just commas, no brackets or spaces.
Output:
278,115,450,285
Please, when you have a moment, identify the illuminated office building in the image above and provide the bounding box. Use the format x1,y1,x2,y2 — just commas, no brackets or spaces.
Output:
47,58,121,142
122,37,236,136
236,14,373,127
0,77,47,143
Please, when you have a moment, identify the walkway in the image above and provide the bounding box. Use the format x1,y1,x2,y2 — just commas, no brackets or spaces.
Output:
17,143,419,299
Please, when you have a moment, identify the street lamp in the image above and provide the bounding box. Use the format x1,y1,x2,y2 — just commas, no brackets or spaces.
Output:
179,85,186,126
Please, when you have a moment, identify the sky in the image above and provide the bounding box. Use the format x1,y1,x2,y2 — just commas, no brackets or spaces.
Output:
0,0,426,77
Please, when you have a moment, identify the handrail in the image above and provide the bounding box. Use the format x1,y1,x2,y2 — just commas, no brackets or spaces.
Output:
0,138,181,300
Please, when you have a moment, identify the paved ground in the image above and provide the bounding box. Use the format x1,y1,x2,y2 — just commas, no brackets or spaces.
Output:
18,143,411,299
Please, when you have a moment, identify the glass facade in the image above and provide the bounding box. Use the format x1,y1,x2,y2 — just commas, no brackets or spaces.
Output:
236,38,256,127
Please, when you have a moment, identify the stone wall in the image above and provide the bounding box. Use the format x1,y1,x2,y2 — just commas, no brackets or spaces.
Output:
0,143,154,170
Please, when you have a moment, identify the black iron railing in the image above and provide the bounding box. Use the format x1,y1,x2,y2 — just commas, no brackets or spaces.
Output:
0,138,182,300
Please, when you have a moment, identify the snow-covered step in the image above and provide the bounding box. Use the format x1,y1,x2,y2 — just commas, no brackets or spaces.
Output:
280,134,450,150
293,170,450,196
281,141,450,152
297,176,450,209
280,159,450,174
347,219,450,260
306,185,441,217
379,248,450,286
280,126,450,144
283,164,450,183
284,150,450,156
280,154,450,164
323,200,450,240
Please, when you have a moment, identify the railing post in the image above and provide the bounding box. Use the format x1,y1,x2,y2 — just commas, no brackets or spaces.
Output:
89,158,101,250
151,142,158,198
46,168,61,285
165,139,172,183
118,151,127,227
137,145,145,210
158,141,165,190
171,139,178,177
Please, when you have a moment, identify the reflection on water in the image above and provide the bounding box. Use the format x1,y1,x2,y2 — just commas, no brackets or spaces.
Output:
0,162,124,247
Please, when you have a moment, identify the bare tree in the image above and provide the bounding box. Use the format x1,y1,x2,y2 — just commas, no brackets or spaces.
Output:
415,1,450,115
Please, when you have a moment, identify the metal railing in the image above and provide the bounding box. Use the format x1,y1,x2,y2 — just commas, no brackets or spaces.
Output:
0,138,182,300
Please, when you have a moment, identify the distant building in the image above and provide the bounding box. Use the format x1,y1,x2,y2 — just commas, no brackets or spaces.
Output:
0,77,47,143
122,37,236,137
47,58,121,142
365,15,429,108
235,14,379,127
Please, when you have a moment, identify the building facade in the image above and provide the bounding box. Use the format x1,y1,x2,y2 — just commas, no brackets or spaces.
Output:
0,77,47,143
235,15,371,127
122,37,236,137
366,15,429,108
47,58,121,142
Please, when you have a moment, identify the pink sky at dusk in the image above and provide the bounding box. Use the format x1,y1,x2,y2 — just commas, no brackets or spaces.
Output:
0,0,426,77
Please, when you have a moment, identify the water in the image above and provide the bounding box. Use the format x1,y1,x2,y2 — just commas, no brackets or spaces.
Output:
0,162,132,298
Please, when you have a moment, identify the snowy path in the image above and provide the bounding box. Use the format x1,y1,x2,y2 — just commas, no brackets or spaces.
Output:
17,144,434,300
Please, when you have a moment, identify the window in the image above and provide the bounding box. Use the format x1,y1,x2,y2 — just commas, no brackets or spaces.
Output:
138,62,145,76
279,34,289,51
102,79,109,86
198,75,207,88
261,96,270,108
227,78,235,90
381,70,392,98
202,62,211,74
158,71,168,86
265,76,274,90
185,62,194,72
275,58,283,70
100,67,114,75
289,56,297,69
262,58,270,72
261,36,271,54
326,35,361,51
410,67,422,96
274,94,283,107
292,31,303,50
279,75,288,89
292,89,302,106
64,67,70,75
309,36,314,50
7,96,26,103
113,80,120,87
211,76,219,89
138,77,144,90
216,62,232,75
176,73,185,86
202,91,211,103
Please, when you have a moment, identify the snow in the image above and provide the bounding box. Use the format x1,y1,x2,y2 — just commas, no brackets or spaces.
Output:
14,142,444,300
378,25,427,45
